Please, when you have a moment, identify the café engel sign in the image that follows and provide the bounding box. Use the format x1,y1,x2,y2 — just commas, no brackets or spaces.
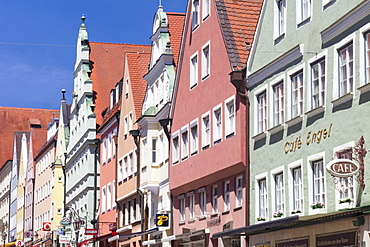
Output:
326,159,360,177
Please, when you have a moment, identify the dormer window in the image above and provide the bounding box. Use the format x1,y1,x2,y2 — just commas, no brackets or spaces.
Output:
125,79,129,98
29,119,42,128
115,82,123,103
110,89,116,109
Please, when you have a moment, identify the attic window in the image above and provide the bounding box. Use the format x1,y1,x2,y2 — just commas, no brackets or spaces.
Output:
29,119,42,128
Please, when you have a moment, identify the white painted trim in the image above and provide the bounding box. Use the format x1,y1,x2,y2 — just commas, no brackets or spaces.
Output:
269,74,285,128
253,84,268,136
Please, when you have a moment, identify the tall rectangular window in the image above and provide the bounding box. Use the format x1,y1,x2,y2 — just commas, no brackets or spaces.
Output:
299,0,311,23
312,160,325,205
129,153,134,175
257,92,267,133
225,99,235,137
199,188,206,217
152,137,157,164
190,53,198,89
122,203,126,226
172,135,179,163
293,167,303,211
102,186,107,213
202,114,210,148
258,179,268,218
107,184,112,210
273,82,284,126
212,185,218,214
291,71,304,118
275,173,284,213
236,176,243,208
339,43,354,96
189,193,195,220
192,0,200,30
181,130,188,160
202,0,210,20
202,44,210,79
190,124,198,155
276,0,286,37
142,138,147,167
179,196,186,222
366,33,370,84
224,181,230,212
213,107,222,143
127,201,131,224
311,59,326,108
132,198,137,222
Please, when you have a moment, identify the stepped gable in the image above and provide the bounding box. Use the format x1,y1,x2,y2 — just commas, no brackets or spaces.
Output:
0,107,59,168
166,12,186,69
126,51,151,121
215,0,263,70
89,42,151,126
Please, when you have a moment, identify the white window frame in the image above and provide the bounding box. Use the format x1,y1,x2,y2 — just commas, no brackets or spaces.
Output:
198,187,206,218
307,152,326,214
255,173,268,220
202,0,210,21
212,185,218,214
213,104,222,144
360,24,370,87
179,195,186,223
296,0,311,26
152,137,158,165
236,175,243,208
190,119,199,155
181,126,189,160
102,138,107,164
288,160,304,215
124,115,128,137
102,185,107,213
172,131,180,164
142,138,148,167
188,191,195,221
338,43,354,97
125,78,129,98
271,78,284,127
308,51,327,110
290,70,304,119
274,0,286,40
271,166,285,216
190,52,199,89
192,0,200,30
225,95,236,138
224,181,230,212
201,111,211,149
107,183,112,211
202,41,210,80
257,91,267,133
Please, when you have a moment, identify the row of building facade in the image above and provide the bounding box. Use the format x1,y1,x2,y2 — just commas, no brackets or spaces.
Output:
1,0,370,247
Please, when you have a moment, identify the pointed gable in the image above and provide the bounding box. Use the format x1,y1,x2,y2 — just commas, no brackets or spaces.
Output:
215,0,263,70
167,12,186,68
89,42,151,126
126,52,151,121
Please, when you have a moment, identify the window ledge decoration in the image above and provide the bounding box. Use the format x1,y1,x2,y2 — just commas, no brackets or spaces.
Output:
358,83,370,94
256,217,266,222
305,105,325,118
331,92,353,108
339,198,353,204
311,202,325,209
285,115,303,127
291,209,302,214
252,131,267,142
273,211,284,218
268,123,285,135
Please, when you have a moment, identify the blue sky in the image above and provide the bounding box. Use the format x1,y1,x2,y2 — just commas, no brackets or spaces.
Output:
0,0,187,110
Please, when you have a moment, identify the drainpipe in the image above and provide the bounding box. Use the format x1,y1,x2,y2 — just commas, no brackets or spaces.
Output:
93,138,100,247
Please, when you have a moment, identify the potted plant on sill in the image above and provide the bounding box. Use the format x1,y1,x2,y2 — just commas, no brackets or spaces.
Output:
339,198,353,204
256,217,266,222
291,209,301,214
273,211,284,218
311,202,325,209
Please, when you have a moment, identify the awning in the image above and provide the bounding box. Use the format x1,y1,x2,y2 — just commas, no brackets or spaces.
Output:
142,239,161,246
94,233,116,242
161,229,209,243
108,228,158,242
0,242,16,247
213,206,369,238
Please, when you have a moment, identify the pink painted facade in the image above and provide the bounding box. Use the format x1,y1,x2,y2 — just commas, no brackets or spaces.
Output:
169,0,249,246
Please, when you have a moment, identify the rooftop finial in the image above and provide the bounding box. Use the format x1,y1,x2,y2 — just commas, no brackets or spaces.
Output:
61,89,66,100
159,0,162,7
81,14,86,26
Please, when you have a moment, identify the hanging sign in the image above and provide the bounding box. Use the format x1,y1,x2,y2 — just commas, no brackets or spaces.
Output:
84,229,99,235
43,222,51,231
60,217,71,226
326,159,360,177
156,214,169,227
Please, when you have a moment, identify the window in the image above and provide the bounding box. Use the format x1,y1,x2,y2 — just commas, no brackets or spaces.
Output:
257,91,267,133
213,106,222,143
122,203,126,226
125,79,129,98
142,138,147,167
225,98,235,137
199,188,206,217
102,186,107,213
224,181,230,212
102,138,107,164
212,185,218,214
124,116,128,137
291,71,304,118
179,195,185,222
110,89,116,109
297,0,311,24
190,53,198,89
312,160,325,205
338,43,354,96
181,129,188,160
202,0,210,20
311,59,326,108
273,82,284,126
127,201,131,224
132,198,137,222
236,176,243,208
275,0,286,38
275,173,284,214
188,192,195,220
192,0,200,30
336,148,354,201
190,123,198,155
129,112,133,132
172,135,180,163
107,184,112,210
202,43,210,79
366,33,370,84
258,179,268,219
202,113,210,148
129,153,134,175
293,167,303,211
152,137,157,164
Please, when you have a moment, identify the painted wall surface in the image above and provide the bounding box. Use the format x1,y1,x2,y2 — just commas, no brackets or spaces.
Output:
0,160,11,243
170,0,247,240
247,0,370,227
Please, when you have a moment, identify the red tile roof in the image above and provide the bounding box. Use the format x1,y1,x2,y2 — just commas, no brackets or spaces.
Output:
126,52,151,121
0,107,59,168
89,42,151,126
166,12,186,69
215,0,263,70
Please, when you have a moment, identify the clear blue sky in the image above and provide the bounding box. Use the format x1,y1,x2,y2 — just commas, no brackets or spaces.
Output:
0,0,187,110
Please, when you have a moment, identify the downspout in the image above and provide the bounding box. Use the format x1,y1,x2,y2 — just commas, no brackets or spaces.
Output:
93,138,100,247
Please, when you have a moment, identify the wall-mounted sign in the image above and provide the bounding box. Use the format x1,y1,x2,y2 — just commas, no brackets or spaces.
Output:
24,231,32,238
42,222,51,231
60,217,71,226
84,229,99,235
316,231,356,247
59,236,71,244
16,241,23,247
276,238,308,247
156,214,169,227
326,159,360,177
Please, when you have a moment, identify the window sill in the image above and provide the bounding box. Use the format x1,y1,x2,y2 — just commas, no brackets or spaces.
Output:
192,24,199,32
181,156,188,161
305,105,325,118
309,207,326,215
190,83,198,90
286,115,303,127
202,144,210,150
234,206,242,211
274,33,285,45
226,132,235,139
268,124,285,135
213,139,222,145
358,83,370,94
179,221,186,225
199,215,207,220
202,14,210,22
173,160,179,165
188,219,196,223
297,17,310,28
202,74,210,81
332,92,353,107
252,131,267,142
336,201,354,211
222,210,230,215
191,150,198,156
